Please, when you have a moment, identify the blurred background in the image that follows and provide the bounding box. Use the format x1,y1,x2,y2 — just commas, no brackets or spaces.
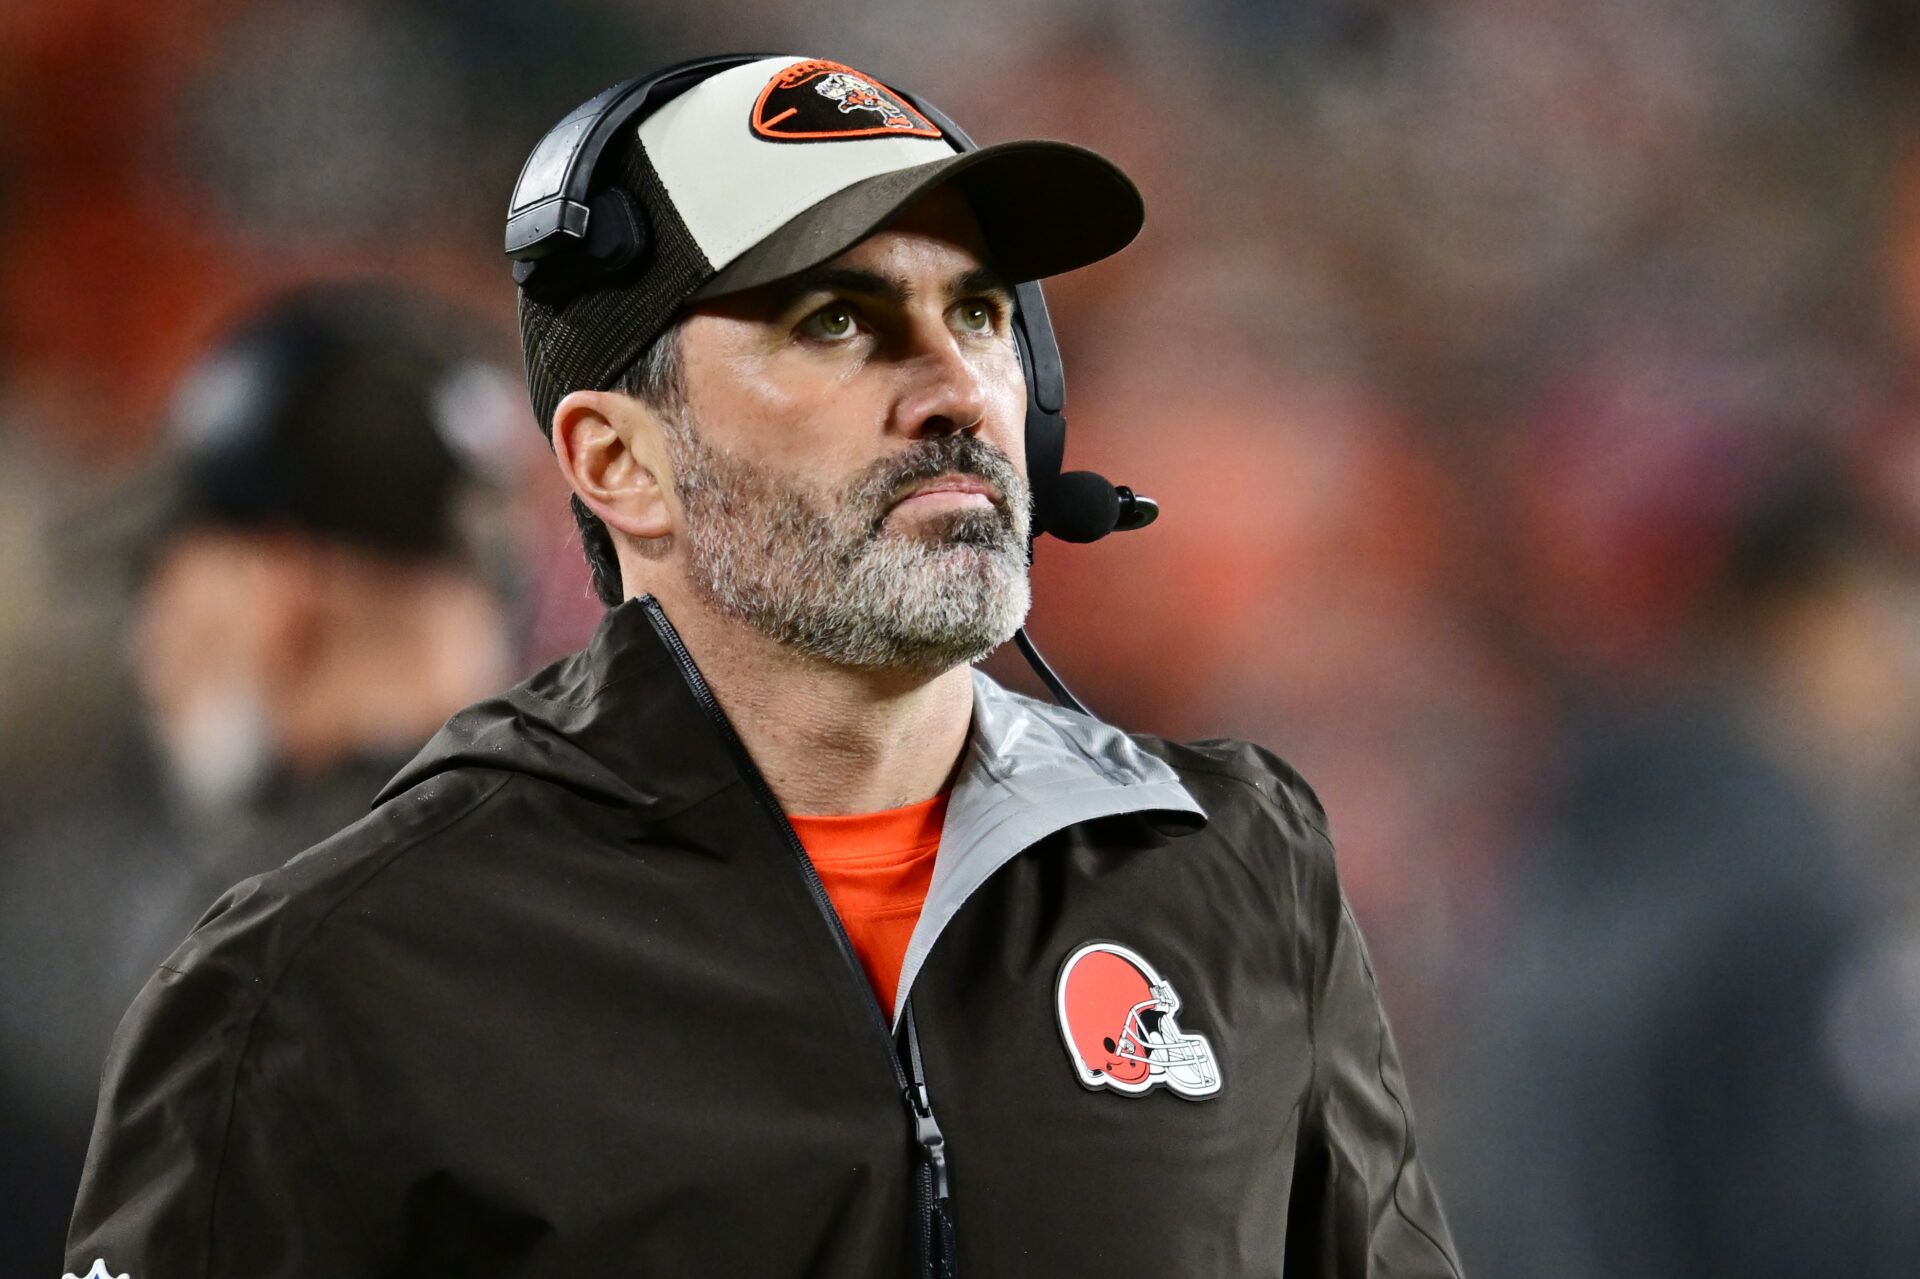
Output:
6,0,1920,1273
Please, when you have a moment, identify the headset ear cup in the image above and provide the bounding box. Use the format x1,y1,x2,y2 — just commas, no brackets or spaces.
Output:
514,256,576,306
1025,403,1067,535
1017,315,1066,533
512,191,650,307
1008,280,1067,538
584,188,648,275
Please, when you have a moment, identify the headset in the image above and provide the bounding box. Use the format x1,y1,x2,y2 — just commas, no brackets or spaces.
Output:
505,54,1159,712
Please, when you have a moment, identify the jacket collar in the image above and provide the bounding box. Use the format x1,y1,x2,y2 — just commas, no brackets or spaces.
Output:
378,595,1207,967
897,667,1207,1025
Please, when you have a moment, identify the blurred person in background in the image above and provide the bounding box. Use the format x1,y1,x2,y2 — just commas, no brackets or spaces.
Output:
1447,421,1920,1276
0,283,521,1277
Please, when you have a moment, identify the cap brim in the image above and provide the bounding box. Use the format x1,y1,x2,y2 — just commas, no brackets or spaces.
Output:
692,139,1143,300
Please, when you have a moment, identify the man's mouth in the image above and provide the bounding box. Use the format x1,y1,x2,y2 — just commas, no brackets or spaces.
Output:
886,473,1001,516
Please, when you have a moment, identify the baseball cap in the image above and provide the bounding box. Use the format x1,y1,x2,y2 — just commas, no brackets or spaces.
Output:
72,284,514,584
518,55,1145,435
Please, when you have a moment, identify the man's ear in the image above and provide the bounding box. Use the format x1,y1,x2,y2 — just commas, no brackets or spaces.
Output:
550,389,677,543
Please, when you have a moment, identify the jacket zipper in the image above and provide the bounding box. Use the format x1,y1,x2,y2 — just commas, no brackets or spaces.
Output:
641,598,956,1277
904,997,956,1277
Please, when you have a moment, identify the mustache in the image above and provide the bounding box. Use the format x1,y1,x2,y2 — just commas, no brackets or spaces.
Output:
853,435,1026,533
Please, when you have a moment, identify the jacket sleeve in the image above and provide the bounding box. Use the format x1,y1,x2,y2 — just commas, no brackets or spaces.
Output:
1286,864,1464,1277
65,900,378,1278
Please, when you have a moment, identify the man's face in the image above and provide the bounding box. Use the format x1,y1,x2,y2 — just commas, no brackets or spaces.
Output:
658,185,1032,671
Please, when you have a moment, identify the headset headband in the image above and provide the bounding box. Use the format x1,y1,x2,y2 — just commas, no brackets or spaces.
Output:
506,54,773,265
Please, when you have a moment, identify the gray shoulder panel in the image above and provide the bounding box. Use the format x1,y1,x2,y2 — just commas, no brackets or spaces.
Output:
891,670,1207,1027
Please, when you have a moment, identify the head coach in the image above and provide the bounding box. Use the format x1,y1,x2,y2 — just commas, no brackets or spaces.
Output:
66,55,1462,1278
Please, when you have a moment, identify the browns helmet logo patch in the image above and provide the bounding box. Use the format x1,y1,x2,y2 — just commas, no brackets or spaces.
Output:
751,60,942,142
1056,941,1222,1099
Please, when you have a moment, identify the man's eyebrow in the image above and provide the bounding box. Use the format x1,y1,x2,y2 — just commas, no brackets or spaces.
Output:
769,266,908,311
768,263,1014,314
947,265,1013,302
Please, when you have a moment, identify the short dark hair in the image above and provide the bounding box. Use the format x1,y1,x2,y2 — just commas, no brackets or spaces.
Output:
554,323,685,608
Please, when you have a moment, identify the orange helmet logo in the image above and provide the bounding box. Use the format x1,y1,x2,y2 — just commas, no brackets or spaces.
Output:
1056,941,1222,1099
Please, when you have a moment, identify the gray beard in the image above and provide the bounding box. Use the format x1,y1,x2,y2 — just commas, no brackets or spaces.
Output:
665,415,1033,672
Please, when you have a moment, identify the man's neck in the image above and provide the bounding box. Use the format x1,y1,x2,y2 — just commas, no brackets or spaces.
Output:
645,592,976,817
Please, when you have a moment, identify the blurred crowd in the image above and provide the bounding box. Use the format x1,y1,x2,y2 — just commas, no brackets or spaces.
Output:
5,0,1920,1274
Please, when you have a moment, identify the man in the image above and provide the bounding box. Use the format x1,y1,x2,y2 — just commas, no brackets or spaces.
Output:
67,57,1461,1276
1,284,519,1275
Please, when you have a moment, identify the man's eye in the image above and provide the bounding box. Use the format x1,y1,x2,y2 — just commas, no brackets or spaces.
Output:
953,300,997,333
801,304,859,341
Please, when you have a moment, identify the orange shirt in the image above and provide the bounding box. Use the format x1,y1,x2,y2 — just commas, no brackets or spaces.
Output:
787,789,947,1015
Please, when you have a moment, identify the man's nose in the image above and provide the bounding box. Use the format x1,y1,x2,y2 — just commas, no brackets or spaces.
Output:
889,325,990,440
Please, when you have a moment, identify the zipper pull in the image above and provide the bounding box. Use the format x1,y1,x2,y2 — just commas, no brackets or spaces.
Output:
902,997,950,1200
904,1079,951,1201
903,998,957,1276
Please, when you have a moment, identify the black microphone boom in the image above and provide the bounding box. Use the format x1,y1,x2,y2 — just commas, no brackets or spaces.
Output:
1018,472,1160,715
1042,470,1159,543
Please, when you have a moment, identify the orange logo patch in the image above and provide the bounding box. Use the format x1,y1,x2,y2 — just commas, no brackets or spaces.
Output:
1057,941,1222,1099
751,60,942,143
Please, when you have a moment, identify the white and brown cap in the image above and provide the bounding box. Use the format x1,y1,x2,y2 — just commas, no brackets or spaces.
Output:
519,55,1144,434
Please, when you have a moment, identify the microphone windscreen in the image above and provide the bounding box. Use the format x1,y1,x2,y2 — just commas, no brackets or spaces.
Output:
1045,470,1122,543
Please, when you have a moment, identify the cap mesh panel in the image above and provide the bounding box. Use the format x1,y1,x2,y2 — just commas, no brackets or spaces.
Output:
519,137,711,435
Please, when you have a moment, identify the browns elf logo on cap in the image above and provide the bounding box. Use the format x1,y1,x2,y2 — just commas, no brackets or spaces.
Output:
751,59,942,142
